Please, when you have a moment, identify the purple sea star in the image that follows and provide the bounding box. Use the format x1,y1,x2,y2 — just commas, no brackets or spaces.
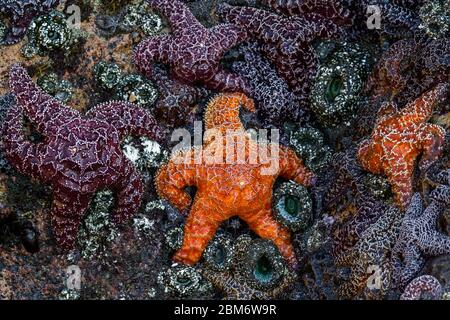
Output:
392,186,450,288
335,205,402,299
133,0,250,92
262,0,354,26
217,2,343,106
231,43,304,127
1,64,163,250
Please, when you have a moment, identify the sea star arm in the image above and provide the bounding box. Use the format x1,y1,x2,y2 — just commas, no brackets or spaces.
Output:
338,259,366,299
262,0,353,26
278,146,316,187
240,208,297,267
378,3,419,31
1,104,47,180
399,84,447,124
109,160,144,225
217,3,281,43
50,192,91,250
296,13,343,43
209,24,248,53
155,149,199,211
173,199,223,265
421,233,450,256
133,35,172,79
417,123,445,171
9,64,78,135
405,193,425,219
86,101,164,142
386,157,414,210
394,247,425,288
146,0,202,33
206,69,250,93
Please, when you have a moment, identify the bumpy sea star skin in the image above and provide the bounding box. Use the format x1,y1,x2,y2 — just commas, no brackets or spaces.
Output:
2,65,163,250
366,38,450,108
392,187,450,288
335,205,402,299
0,0,59,45
133,0,250,93
155,92,315,267
400,275,443,300
349,0,423,37
231,44,304,127
217,3,342,103
332,194,388,261
262,0,354,26
151,65,209,127
323,148,364,211
357,84,447,210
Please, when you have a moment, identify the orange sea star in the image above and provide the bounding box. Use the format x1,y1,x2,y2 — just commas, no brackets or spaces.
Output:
357,84,447,210
155,93,315,267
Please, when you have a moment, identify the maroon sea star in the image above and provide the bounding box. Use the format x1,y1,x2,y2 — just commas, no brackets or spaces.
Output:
262,0,354,26
217,3,342,105
1,64,163,250
133,0,250,92
392,186,450,288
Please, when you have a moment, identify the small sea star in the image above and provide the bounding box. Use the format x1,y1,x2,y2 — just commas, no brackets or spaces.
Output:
1,64,163,250
357,84,447,210
392,186,450,288
217,2,342,105
0,0,59,44
155,92,315,267
133,0,249,92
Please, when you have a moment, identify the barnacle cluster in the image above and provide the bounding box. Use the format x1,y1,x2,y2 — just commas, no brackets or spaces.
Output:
93,61,158,106
37,72,73,103
77,189,118,259
157,264,212,298
95,3,163,37
419,0,450,39
121,136,168,171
